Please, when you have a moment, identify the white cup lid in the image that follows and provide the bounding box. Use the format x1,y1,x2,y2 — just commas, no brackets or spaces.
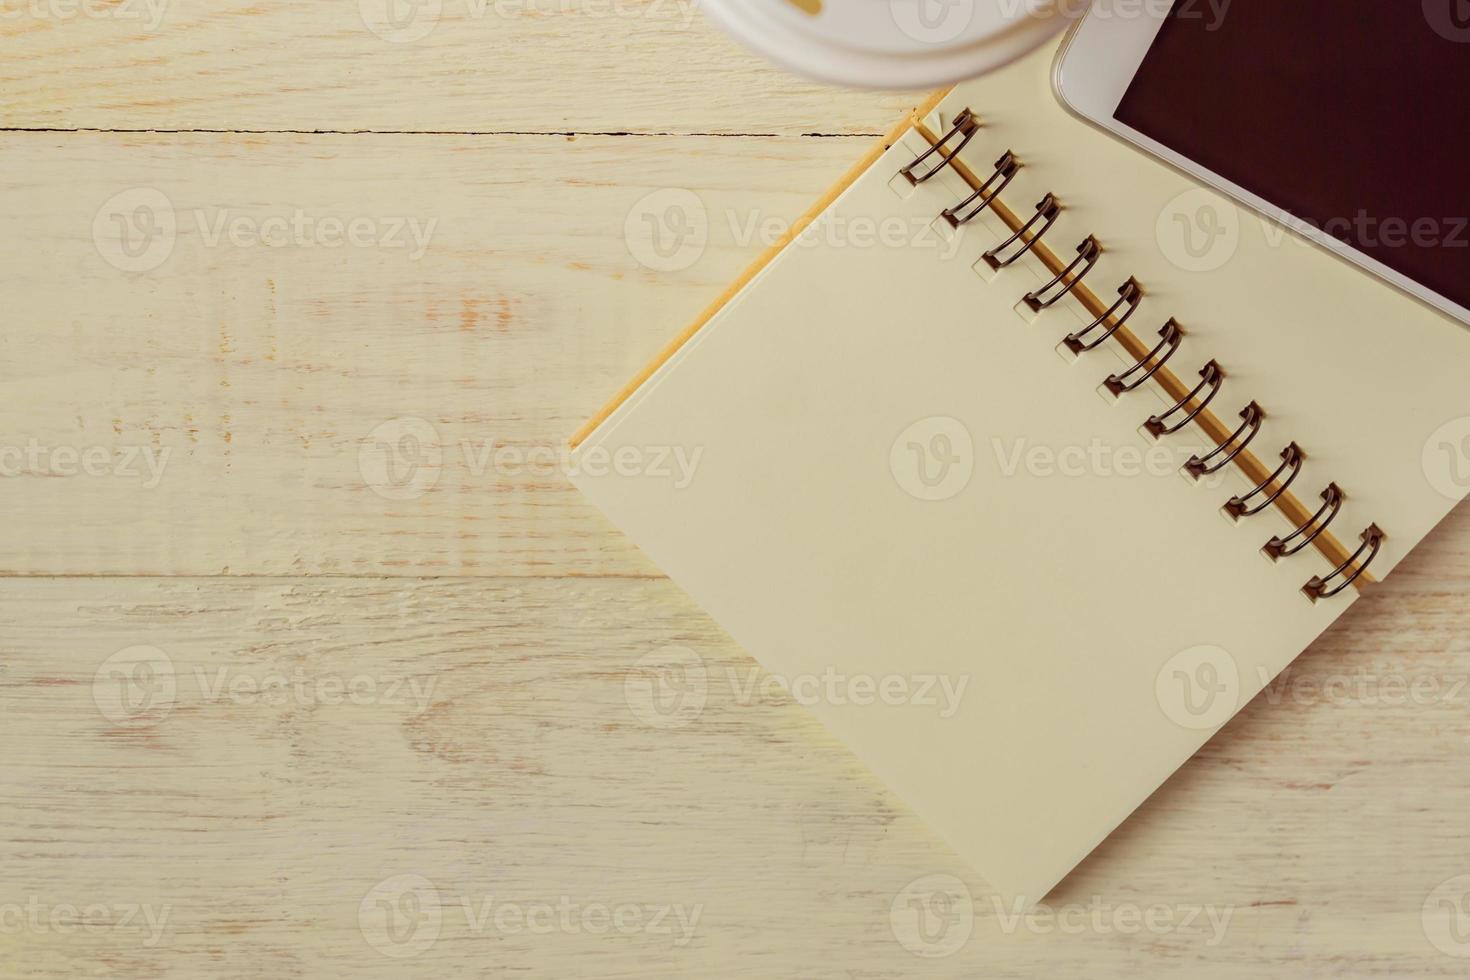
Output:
701,0,1077,88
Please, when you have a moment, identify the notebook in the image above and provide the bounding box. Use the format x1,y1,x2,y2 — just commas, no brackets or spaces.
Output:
569,40,1470,903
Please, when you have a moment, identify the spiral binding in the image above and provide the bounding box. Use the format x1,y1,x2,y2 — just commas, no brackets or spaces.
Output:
1305,525,1385,599
984,193,1060,269
900,108,979,185
943,151,1019,227
1225,443,1302,519
1066,278,1142,354
1024,236,1101,311
901,108,1386,600
1146,359,1222,437
1105,319,1182,395
1264,483,1343,559
1186,402,1263,478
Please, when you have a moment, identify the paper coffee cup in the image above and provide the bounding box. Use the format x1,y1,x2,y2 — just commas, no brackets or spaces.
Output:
700,0,1079,88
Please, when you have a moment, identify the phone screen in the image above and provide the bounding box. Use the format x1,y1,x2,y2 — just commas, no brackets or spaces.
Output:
1115,1,1470,314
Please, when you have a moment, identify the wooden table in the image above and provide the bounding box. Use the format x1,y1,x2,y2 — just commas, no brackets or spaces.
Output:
3,5,1469,976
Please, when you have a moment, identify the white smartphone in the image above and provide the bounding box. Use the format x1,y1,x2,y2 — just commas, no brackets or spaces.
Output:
1054,1,1470,328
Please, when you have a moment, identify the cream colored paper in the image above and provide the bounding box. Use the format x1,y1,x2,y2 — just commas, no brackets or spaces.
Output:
570,42,1470,902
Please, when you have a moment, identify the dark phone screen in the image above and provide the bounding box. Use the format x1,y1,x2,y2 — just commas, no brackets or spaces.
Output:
1115,1,1470,313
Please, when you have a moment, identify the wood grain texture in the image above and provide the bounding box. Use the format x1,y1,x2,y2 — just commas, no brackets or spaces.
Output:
0,130,869,575
2,529,1469,978
0,0,913,134
7,10,1470,977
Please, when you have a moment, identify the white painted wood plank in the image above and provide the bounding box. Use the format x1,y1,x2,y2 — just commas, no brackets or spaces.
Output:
2,554,1469,977
0,131,866,575
0,0,914,134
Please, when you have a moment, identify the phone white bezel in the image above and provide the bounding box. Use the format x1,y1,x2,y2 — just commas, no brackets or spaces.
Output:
1052,5,1470,328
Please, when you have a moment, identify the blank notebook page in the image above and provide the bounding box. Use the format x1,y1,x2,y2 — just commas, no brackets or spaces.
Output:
571,43,1470,902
